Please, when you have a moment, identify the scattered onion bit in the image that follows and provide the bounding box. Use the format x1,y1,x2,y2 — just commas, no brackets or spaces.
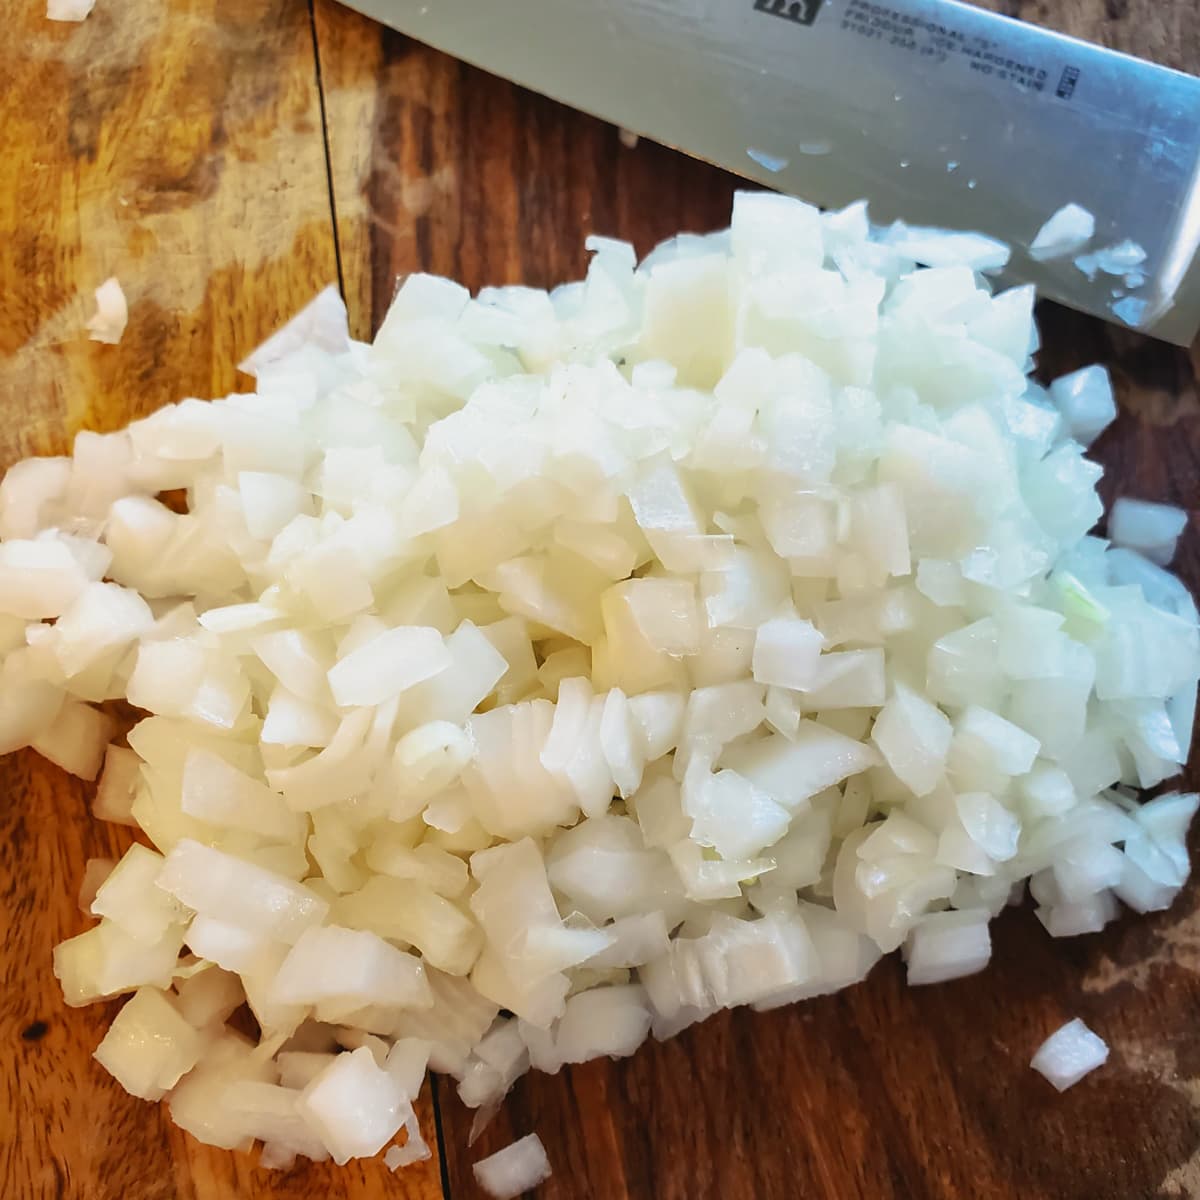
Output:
1030,1018,1109,1091
1109,497,1189,567
473,1134,553,1199
47,0,95,21
86,276,128,345
1029,203,1095,262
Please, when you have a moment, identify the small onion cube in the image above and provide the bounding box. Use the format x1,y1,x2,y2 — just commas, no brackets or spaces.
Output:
94,988,206,1100
473,1133,553,1199
870,684,951,797
752,613,824,690
91,844,180,944
1030,1018,1109,1091
1108,498,1188,566
157,840,329,944
1048,365,1117,447
32,700,113,780
1029,203,1095,261
92,744,140,825
297,1047,410,1164
269,924,434,1013
904,908,992,985
85,277,128,343
327,625,450,707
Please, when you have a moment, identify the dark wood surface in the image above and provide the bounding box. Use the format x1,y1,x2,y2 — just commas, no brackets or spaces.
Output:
1,0,1198,1196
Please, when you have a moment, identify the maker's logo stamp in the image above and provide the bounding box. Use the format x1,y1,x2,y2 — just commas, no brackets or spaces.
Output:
753,0,824,28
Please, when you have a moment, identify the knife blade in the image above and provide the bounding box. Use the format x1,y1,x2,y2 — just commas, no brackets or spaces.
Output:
340,0,1200,345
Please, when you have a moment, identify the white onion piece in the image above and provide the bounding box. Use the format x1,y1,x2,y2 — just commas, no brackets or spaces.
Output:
297,1047,410,1164
94,988,206,1100
0,537,90,618
383,1102,431,1169
473,1133,553,1199
174,967,244,1029
54,919,184,1005
1109,498,1188,566
91,844,181,943
47,0,95,19
752,614,824,690
1029,204,1095,261
270,925,433,1013
51,581,153,677
1048,364,1117,447
881,222,1011,271
157,840,329,944
85,277,128,344
33,700,113,780
181,749,304,841
238,285,350,377
903,908,992,985
327,625,450,707
871,683,951,797
1030,1018,1109,1090
1093,240,1147,275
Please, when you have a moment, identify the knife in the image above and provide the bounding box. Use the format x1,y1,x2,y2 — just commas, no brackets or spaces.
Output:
339,0,1200,346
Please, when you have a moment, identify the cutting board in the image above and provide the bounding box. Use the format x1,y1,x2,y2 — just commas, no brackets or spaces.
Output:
1,1,1198,1197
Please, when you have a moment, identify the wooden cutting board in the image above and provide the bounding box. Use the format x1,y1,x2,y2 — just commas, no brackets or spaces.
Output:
1,1,1198,1197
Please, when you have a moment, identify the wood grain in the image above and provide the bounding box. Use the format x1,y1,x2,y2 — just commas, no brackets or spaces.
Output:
311,1,1200,1197
0,2,446,1197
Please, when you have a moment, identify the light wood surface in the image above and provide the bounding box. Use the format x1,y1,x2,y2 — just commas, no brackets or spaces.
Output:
0,3,440,1197
1,0,1198,1196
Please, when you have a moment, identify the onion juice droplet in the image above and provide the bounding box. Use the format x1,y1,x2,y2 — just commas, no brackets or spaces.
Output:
747,148,789,173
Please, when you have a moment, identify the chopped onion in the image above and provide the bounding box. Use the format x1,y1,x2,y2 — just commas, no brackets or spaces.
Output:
1029,204,1095,261
881,221,1011,271
1048,364,1117,447
473,1133,553,1199
296,1046,410,1164
0,191,1192,1177
1109,498,1188,566
1030,1017,1109,1090
903,908,991,984
47,0,95,21
1093,240,1147,275
93,987,207,1100
237,286,350,377
85,277,128,344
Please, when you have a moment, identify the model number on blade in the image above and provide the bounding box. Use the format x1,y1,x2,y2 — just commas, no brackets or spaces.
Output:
753,0,824,28
839,0,1056,95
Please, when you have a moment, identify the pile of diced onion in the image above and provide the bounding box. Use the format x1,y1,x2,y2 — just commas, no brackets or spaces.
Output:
4,191,1197,1179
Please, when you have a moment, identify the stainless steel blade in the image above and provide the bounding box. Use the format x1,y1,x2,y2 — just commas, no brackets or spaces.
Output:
341,0,1200,345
